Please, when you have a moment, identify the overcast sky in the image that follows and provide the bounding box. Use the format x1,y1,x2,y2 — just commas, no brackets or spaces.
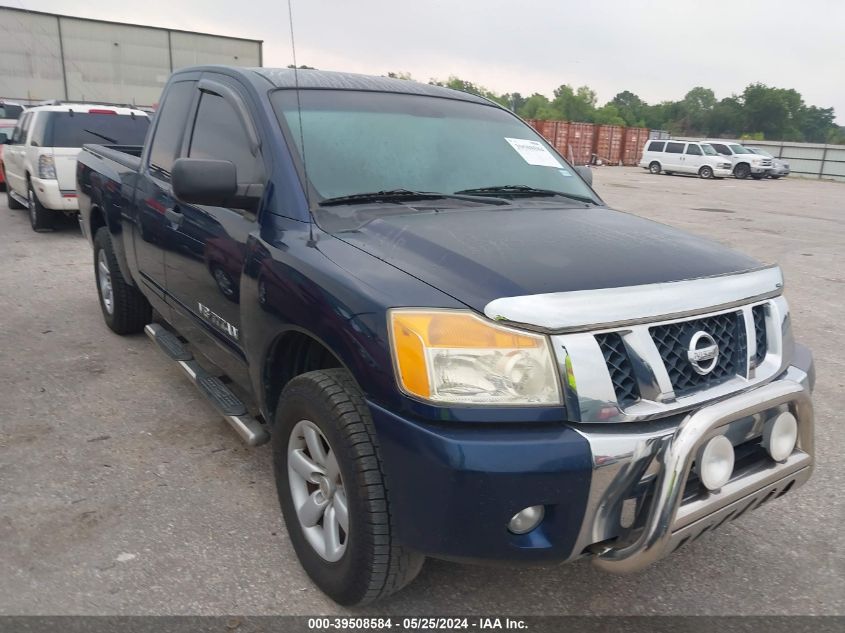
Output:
16,0,845,122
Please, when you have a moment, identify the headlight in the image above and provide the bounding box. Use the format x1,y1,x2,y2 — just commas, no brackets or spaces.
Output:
38,154,56,179
389,309,562,405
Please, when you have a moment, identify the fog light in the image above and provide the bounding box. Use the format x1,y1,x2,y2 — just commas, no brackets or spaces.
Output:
763,411,798,462
696,435,735,491
508,505,544,534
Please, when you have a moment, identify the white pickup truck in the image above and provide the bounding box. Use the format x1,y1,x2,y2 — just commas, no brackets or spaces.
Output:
3,102,149,231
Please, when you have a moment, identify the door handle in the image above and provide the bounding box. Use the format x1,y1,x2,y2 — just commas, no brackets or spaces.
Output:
164,206,184,226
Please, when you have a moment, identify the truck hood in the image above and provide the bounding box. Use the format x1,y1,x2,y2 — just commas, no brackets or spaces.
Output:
330,205,761,313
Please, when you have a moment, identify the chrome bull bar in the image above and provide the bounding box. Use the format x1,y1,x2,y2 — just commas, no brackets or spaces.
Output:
591,378,814,574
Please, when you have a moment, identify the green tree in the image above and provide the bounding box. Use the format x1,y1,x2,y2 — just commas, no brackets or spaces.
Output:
682,87,717,133
610,90,647,126
386,71,413,80
593,104,626,126
707,97,744,137
798,105,836,143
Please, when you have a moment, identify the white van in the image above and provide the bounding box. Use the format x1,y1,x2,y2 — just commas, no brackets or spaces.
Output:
639,140,733,179
3,103,149,231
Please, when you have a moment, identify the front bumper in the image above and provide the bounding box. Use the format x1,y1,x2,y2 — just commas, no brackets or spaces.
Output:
749,164,771,175
371,350,814,569
31,177,78,211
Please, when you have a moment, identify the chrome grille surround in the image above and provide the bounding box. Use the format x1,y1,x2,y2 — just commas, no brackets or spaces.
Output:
550,295,790,423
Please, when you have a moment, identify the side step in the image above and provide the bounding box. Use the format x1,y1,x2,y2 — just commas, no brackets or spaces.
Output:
144,324,269,447
9,189,29,209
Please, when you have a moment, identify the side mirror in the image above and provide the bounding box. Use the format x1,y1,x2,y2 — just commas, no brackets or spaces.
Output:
172,158,237,206
575,165,593,186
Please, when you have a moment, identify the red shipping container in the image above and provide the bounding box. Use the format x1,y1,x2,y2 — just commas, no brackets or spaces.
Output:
620,127,650,166
565,122,596,165
593,125,625,165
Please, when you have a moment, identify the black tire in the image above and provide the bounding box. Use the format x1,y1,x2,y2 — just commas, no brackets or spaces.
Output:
734,163,750,179
6,186,24,209
93,227,152,335
28,182,54,231
699,166,714,179
751,173,765,180
665,171,673,175
273,369,424,606
770,175,781,180
648,161,661,174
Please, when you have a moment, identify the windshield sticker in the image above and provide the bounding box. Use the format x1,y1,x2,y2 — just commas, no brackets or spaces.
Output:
505,137,563,168
558,168,572,177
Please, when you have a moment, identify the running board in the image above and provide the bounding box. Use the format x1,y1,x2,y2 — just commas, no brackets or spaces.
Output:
144,323,269,447
9,190,28,208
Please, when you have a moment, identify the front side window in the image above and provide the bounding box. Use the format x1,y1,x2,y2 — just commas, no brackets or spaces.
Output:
686,144,703,156
148,81,196,179
271,90,598,205
701,144,717,156
665,142,685,154
710,143,730,155
188,91,264,184
647,140,665,152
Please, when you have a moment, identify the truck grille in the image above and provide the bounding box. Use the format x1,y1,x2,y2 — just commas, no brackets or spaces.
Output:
596,333,640,407
752,305,767,365
650,312,746,396
761,159,773,167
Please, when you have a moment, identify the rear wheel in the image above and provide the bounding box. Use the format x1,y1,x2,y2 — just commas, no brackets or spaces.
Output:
28,182,53,231
273,369,424,606
698,166,714,179
93,227,152,334
751,173,765,180
648,161,661,174
734,163,751,179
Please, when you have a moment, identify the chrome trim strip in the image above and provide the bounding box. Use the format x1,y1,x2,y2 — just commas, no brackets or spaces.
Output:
484,265,783,333
590,378,813,574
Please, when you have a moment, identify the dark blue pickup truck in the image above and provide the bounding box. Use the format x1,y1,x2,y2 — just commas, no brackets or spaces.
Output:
77,66,816,606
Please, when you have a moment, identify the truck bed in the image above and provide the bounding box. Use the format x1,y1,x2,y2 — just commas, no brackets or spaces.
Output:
80,144,143,172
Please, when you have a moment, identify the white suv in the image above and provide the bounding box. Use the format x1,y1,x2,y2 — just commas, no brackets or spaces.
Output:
3,103,149,231
706,141,772,180
639,139,733,179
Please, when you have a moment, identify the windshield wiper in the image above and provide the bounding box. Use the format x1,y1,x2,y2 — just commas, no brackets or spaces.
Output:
83,129,118,144
318,188,508,207
454,184,595,204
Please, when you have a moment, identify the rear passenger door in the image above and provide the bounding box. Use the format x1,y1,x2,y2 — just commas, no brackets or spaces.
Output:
663,141,685,172
163,76,266,385
134,79,198,310
4,112,30,196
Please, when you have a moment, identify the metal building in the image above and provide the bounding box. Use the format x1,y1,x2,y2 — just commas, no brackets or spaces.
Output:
0,6,262,107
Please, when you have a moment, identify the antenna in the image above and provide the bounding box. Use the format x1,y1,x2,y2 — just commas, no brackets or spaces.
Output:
287,0,313,242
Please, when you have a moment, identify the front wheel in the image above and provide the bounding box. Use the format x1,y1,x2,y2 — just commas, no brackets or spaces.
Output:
93,227,152,334
698,166,714,179
734,163,751,179
649,161,661,174
28,183,53,231
273,369,424,606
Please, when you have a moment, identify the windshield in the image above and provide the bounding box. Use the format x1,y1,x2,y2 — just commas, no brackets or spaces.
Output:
701,143,717,156
43,112,150,147
271,90,597,205
729,144,752,154
753,148,773,158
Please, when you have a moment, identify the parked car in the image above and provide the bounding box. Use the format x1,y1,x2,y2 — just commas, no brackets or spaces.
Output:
640,139,733,178
747,148,790,179
3,102,149,231
77,66,816,606
706,141,772,179
0,119,17,190
0,100,24,121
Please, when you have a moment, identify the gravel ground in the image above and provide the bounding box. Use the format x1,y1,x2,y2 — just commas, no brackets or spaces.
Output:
0,168,842,615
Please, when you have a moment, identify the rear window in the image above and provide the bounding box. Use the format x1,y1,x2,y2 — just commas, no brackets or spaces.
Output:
665,142,685,154
647,141,666,152
42,111,150,147
0,104,23,119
